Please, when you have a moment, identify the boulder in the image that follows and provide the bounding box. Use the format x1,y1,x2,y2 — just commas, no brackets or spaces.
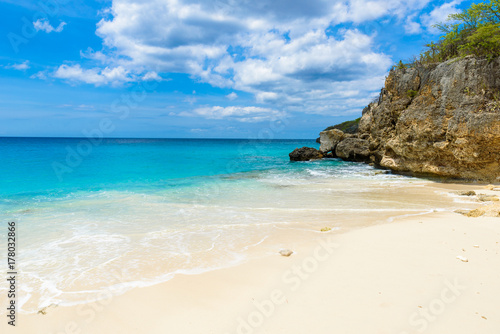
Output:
289,147,323,161
452,190,476,196
319,129,344,153
477,194,499,202
335,138,370,162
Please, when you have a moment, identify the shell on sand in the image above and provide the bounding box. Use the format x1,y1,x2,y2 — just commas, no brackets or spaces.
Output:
279,249,293,257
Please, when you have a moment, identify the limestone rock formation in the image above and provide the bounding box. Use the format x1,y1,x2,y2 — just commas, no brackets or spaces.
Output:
289,147,323,161
328,56,500,181
335,138,370,162
319,129,344,153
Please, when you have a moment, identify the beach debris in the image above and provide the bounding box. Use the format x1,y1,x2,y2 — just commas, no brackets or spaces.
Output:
481,316,487,320
454,209,469,216
457,203,500,218
477,194,499,202
38,304,58,315
456,255,469,262
473,245,479,248
485,185,500,191
320,227,332,232
455,209,484,218
279,249,293,257
453,190,476,196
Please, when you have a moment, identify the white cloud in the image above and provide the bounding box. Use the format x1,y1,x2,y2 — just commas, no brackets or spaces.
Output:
86,0,401,115
404,15,422,34
53,0,448,116
256,92,278,103
181,106,286,122
421,0,464,32
80,47,108,63
6,60,30,70
190,128,207,133
53,64,133,86
33,19,67,33
30,71,48,80
142,71,162,81
226,92,238,100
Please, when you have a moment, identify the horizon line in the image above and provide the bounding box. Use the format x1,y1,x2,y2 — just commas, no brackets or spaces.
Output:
0,136,316,141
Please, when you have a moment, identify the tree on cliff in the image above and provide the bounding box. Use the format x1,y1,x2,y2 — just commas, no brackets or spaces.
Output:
406,0,500,65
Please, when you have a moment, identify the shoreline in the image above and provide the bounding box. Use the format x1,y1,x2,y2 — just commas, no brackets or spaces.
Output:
3,182,500,333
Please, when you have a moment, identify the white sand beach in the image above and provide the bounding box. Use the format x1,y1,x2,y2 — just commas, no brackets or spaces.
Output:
4,185,500,334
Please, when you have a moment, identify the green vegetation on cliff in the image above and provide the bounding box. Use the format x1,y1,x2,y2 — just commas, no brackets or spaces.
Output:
399,0,500,67
323,118,361,134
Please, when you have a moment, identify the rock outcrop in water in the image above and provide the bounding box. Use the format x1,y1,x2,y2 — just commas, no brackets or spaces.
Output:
316,56,500,181
289,147,323,161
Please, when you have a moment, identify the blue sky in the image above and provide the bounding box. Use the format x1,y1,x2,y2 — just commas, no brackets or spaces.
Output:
0,0,472,138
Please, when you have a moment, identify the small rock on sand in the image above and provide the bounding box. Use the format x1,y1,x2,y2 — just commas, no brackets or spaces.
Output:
477,194,499,202
454,209,470,216
456,255,469,262
468,209,484,217
453,190,476,196
38,304,58,315
279,249,293,257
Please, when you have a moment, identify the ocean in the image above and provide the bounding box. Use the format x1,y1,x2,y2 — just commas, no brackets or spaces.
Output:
0,137,466,313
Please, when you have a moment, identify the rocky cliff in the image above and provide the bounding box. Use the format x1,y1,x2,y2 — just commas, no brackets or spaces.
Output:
318,56,500,182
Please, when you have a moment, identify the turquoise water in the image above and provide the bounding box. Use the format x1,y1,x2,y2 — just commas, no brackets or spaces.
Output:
0,138,318,198
1,137,453,313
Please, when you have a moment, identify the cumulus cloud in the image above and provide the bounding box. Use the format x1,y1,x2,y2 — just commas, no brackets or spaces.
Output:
30,71,48,80
80,47,108,63
6,60,30,70
52,0,453,117
421,0,464,32
226,92,238,100
142,71,162,81
53,64,133,86
181,106,286,122
404,15,423,34
33,19,67,33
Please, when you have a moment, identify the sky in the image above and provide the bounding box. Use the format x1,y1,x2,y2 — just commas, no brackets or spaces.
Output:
0,0,473,139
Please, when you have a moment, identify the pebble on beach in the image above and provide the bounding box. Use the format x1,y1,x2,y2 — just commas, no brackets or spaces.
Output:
279,249,293,257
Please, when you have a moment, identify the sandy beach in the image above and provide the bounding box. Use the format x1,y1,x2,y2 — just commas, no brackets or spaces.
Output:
3,184,500,334
2,0,500,332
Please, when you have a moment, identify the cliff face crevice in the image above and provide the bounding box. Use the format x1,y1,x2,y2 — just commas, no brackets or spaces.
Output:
322,56,500,181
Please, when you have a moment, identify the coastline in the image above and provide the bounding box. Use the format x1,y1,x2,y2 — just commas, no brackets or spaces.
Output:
3,182,500,333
